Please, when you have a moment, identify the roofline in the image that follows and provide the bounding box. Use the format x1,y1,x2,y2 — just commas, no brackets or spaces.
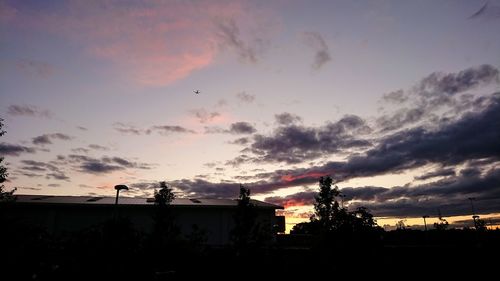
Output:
8,195,284,210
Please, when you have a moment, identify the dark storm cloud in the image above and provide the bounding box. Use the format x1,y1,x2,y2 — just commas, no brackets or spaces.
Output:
378,65,499,131
215,18,259,63
341,168,500,217
186,92,500,199
0,142,36,156
275,112,302,126
236,92,255,103
32,133,73,145
345,93,500,179
418,64,499,95
301,31,331,70
7,105,52,118
246,114,372,164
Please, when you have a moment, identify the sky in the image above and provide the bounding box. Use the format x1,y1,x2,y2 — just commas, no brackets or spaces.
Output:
1,0,500,232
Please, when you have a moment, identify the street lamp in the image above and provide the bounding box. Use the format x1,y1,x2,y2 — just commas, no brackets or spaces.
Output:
468,197,478,227
422,215,429,231
114,184,129,205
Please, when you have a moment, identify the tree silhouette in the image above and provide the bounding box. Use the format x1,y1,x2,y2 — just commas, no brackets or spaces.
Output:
152,181,176,233
231,184,256,254
311,176,340,231
434,211,449,231
0,118,16,202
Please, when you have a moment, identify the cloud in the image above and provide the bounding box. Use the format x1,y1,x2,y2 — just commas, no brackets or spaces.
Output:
0,143,36,156
190,109,221,124
151,125,196,135
4,1,265,86
378,65,499,131
113,123,145,135
236,91,255,103
228,122,256,134
18,160,70,181
469,1,500,20
275,112,303,126
264,191,316,208
215,17,259,63
414,168,456,181
418,64,499,95
32,133,73,146
80,161,123,174
58,154,153,175
7,105,52,118
113,123,195,135
15,59,55,78
342,168,500,217
88,144,109,151
301,31,331,70
205,122,256,135
245,114,372,164
382,90,408,104
229,137,250,145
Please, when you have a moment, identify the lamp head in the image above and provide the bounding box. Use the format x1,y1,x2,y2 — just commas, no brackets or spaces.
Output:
114,184,129,191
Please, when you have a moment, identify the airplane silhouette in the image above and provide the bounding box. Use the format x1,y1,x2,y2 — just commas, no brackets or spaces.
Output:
194,90,200,94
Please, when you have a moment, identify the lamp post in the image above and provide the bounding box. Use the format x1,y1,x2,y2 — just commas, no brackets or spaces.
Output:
422,215,429,231
114,184,129,205
468,197,477,227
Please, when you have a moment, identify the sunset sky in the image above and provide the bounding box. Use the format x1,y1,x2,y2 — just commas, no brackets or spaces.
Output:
2,0,500,231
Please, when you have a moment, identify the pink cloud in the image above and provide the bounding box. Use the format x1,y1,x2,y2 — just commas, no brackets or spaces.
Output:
5,0,273,86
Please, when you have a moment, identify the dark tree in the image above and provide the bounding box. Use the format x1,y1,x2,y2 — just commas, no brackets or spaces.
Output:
231,184,256,253
0,118,16,202
151,181,178,245
312,176,340,231
154,181,175,206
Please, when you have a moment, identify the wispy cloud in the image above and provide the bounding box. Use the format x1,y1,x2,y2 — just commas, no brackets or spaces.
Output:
301,31,331,70
469,1,500,20
15,59,55,78
32,133,73,146
236,91,255,103
7,105,53,118
2,1,272,86
215,17,260,63
0,142,36,156
190,108,222,124
205,122,256,135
